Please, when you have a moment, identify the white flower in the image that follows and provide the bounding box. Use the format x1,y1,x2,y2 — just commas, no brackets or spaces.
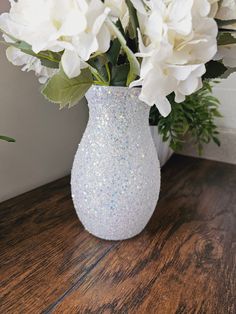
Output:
6,46,57,83
192,0,219,18
209,0,220,17
0,0,112,79
196,0,236,20
61,50,87,79
210,0,236,67
0,0,63,52
130,0,218,116
0,0,221,116
216,0,236,20
104,0,129,29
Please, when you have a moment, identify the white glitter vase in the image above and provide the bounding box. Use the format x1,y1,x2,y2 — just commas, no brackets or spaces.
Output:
71,86,160,240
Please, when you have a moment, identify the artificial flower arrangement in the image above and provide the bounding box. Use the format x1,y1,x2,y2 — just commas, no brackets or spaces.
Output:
0,0,236,144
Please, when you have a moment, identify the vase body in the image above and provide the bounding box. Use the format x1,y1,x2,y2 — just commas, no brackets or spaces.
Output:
71,86,160,240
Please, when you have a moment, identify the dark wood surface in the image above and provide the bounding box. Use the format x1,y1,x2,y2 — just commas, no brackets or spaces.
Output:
0,155,235,314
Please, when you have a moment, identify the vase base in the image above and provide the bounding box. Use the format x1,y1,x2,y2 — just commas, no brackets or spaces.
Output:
84,226,145,241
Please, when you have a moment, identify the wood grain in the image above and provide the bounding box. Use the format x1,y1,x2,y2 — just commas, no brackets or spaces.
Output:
0,177,116,313
0,155,235,314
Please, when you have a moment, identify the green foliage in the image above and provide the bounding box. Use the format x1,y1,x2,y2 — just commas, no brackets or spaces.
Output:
0,29,61,69
125,0,139,46
216,19,236,28
106,18,140,85
42,68,93,108
204,60,228,79
0,135,15,142
149,81,221,155
218,32,236,45
107,38,121,66
110,64,130,86
88,55,110,84
86,15,140,88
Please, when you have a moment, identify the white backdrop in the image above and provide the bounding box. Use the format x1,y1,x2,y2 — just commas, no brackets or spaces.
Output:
182,76,236,165
0,46,88,202
0,0,90,202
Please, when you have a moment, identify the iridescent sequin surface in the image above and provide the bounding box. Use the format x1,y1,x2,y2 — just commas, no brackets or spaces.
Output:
71,86,160,240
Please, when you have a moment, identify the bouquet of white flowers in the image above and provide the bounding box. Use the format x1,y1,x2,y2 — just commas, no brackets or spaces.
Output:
0,0,235,120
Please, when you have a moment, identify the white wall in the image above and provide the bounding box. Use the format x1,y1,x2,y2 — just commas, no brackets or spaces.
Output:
181,75,236,165
0,47,88,202
0,1,9,12
0,0,89,203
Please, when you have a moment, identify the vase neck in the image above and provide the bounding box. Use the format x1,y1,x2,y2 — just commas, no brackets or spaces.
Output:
85,86,150,125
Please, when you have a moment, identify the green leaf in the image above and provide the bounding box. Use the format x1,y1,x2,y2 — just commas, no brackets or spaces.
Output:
0,36,60,69
213,136,221,146
42,68,93,108
125,0,139,42
106,18,140,86
111,64,130,86
88,55,109,82
40,58,60,69
216,19,236,27
204,61,227,79
218,32,236,45
0,135,15,142
151,81,221,155
38,51,61,68
107,38,121,66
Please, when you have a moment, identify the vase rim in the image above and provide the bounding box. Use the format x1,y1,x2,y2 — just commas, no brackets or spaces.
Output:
90,85,141,90
89,85,141,92
86,85,142,100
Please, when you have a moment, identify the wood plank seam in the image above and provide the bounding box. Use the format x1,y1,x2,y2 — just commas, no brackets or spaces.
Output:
42,243,120,314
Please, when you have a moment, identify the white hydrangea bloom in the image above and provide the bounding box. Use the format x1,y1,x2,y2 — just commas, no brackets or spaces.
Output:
216,0,236,20
193,0,219,18
105,0,129,29
211,0,236,67
130,0,218,116
196,0,236,20
6,46,58,83
0,0,224,116
0,0,111,79
209,0,220,17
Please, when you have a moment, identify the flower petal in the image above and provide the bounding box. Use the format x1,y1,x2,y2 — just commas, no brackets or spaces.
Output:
61,50,81,79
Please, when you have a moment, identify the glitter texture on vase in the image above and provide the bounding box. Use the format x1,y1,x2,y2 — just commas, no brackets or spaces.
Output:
71,86,160,240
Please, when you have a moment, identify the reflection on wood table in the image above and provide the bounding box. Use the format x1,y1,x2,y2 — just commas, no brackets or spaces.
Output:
0,155,235,314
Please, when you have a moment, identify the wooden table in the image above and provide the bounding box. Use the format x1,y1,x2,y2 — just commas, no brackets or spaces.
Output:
0,155,235,314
